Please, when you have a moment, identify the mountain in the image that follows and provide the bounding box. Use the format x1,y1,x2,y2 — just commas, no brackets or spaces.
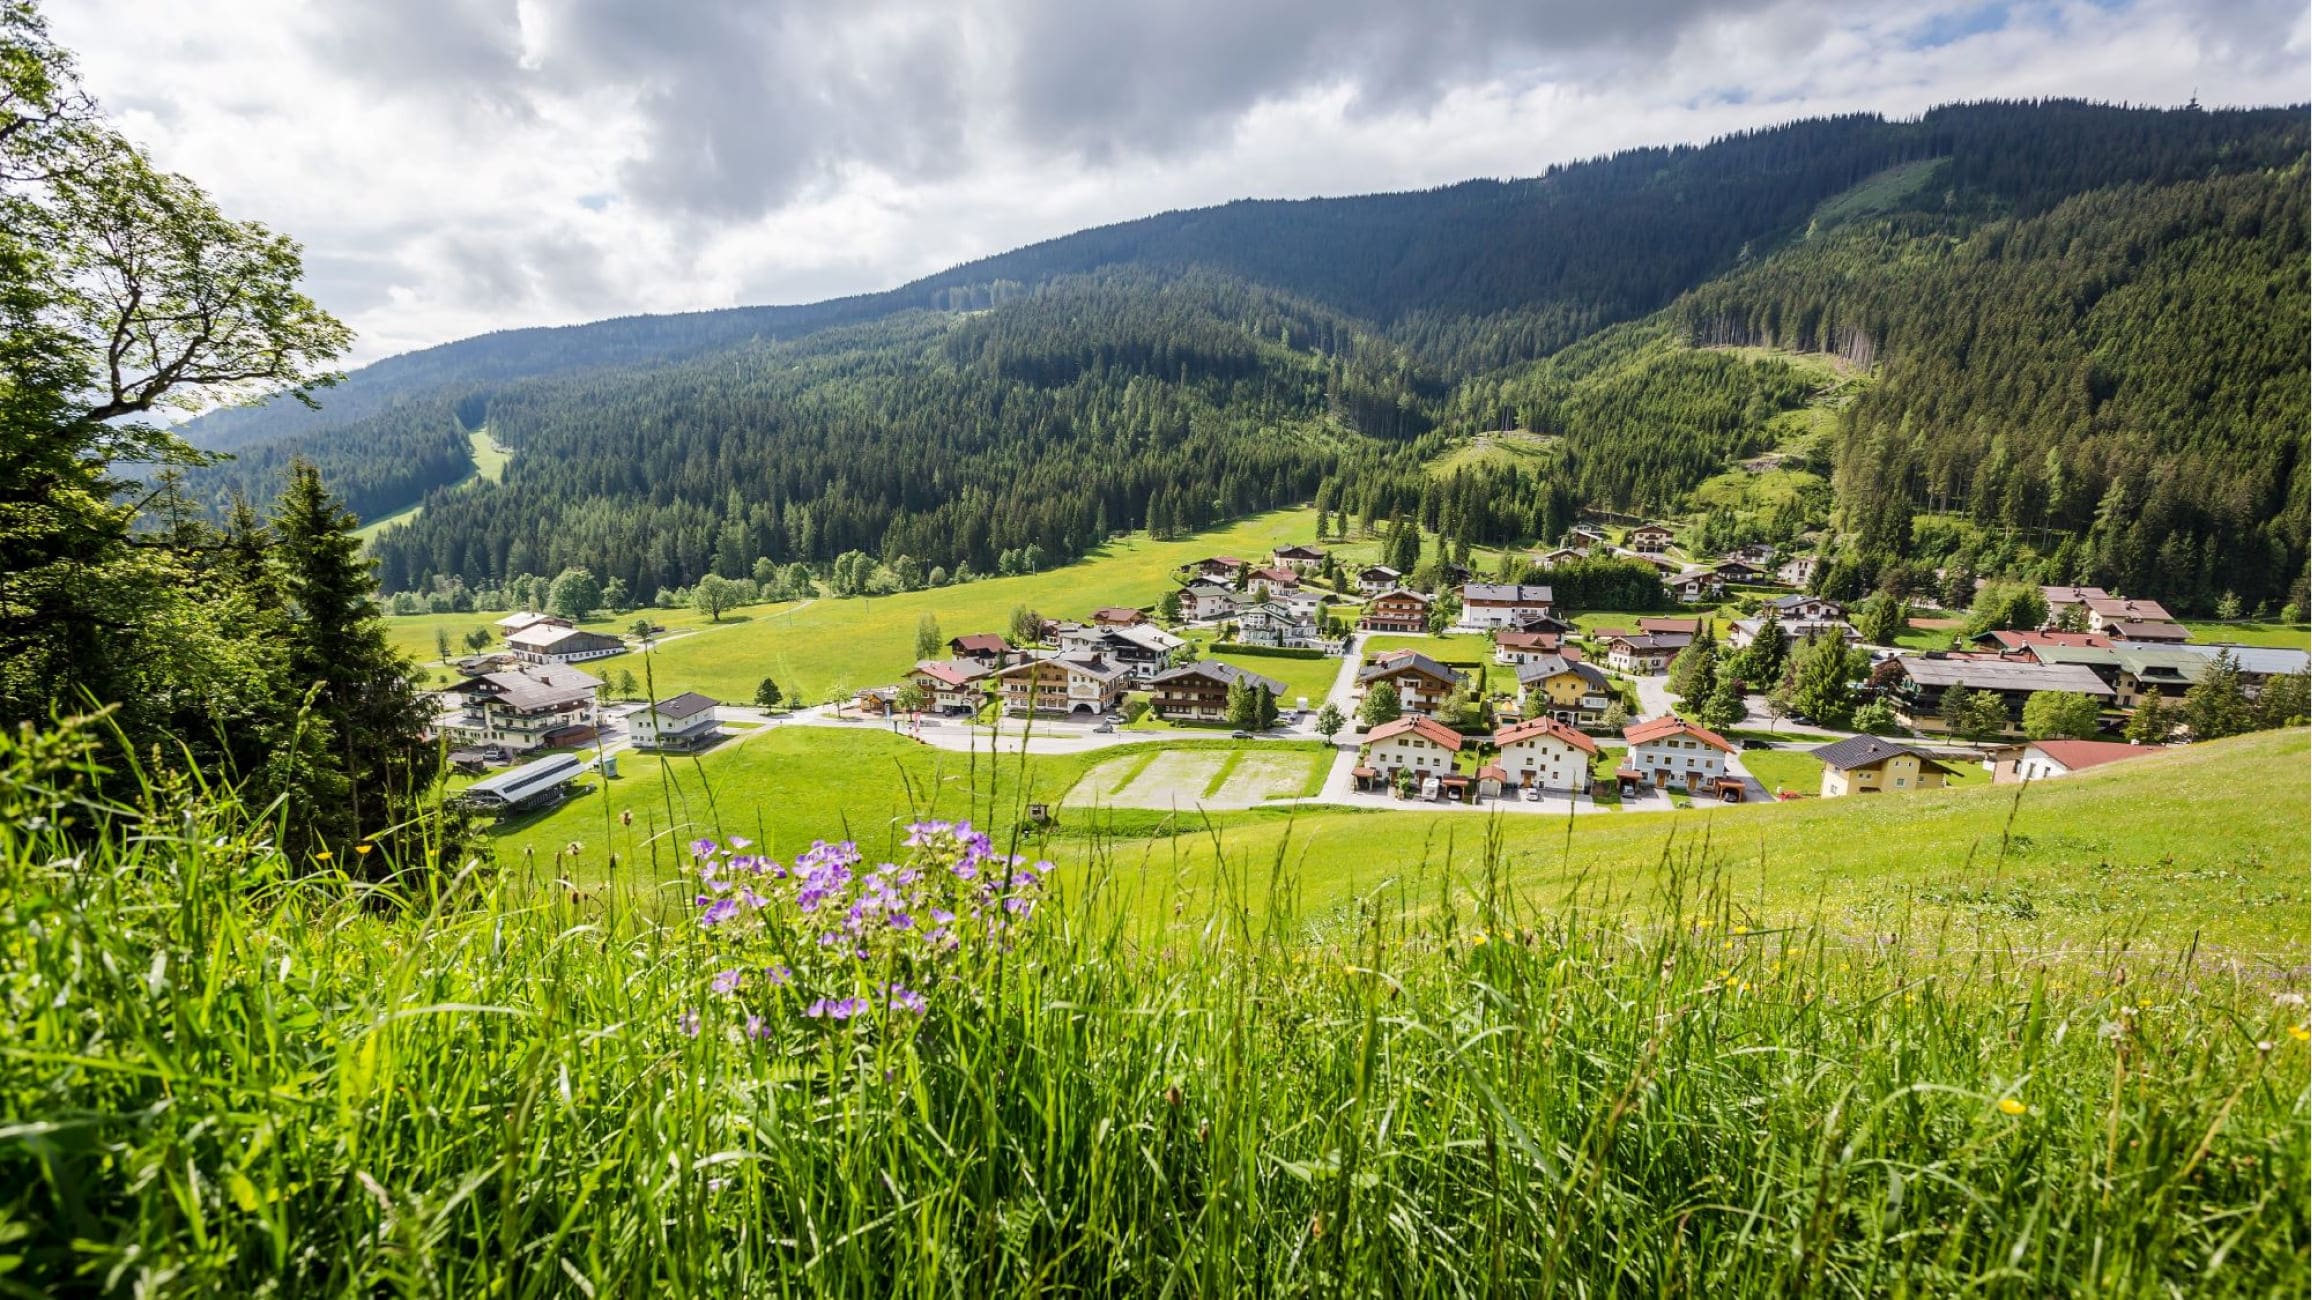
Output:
176,100,2310,611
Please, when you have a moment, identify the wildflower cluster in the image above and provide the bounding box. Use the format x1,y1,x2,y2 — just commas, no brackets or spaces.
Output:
683,822,1048,1036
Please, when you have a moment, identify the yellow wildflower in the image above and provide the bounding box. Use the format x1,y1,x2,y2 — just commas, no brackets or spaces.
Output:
1997,1098,2027,1116
2289,1025,2309,1043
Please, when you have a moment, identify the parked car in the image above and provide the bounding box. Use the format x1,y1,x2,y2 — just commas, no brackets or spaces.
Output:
1740,739,1773,751
1092,722,1115,734
1229,729,1252,739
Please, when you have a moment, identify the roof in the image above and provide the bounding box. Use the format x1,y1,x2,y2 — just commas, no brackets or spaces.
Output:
506,624,618,652
1899,657,2115,696
914,659,990,687
1359,652,1459,685
1150,660,1286,696
495,611,568,631
1363,715,1464,750
464,753,587,798
1810,734,1949,772
451,665,602,710
2084,596,2174,621
1623,716,1735,752
1247,566,1299,583
1476,764,1509,782
1980,629,2112,651
1637,617,1701,635
1273,543,1326,558
950,633,1012,653
1515,655,1608,689
652,691,719,720
2023,740,2156,773
1493,716,1599,754
1606,632,1691,652
1630,523,1674,535
1358,564,1402,578
2040,585,2111,604
1766,594,1844,614
2138,643,2308,676
1091,606,1145,623
1366,587,1432,605
1495,631,1561,651
2107,619,2187,640
1461,583,1554,604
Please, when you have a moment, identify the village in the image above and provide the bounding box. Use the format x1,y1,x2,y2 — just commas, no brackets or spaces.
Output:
419,519,2305,820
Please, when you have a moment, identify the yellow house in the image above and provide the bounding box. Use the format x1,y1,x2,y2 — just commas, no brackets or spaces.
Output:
1810,735,1955,797
1514,655,1612,726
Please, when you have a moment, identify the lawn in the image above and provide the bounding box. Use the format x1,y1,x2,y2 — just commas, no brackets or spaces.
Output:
380,602,792,688
2181,620,2310,649
575,510,1333,704
1736,747,1824,797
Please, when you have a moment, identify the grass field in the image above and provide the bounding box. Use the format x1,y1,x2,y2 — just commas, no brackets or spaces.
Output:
2182,620,2311,649
8,711,2305,1294
353,428,510,542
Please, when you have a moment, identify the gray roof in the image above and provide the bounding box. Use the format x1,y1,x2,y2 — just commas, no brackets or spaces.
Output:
452,665,602,710
1810,735,1951,772
1607,632,1691,651
1359,651,1459,685
1899,658,2114,696
652,691,719,719
2131,642,2309,676
1151,660,1286,695
1462,583,1554,604
1766,594,1845,615
464,752,587,798
507,624,619,652
1515,655,1608,688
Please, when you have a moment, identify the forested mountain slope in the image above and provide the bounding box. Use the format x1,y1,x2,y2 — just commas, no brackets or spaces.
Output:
175,100,2308,607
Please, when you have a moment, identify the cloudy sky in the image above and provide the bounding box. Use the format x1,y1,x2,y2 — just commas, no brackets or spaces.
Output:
54,0,2307,365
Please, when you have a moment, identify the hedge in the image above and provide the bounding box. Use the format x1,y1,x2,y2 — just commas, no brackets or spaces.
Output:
1208,642,1336,660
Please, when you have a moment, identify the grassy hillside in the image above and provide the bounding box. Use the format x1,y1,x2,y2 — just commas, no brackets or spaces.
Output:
353,428,513,542
501,723,2308,961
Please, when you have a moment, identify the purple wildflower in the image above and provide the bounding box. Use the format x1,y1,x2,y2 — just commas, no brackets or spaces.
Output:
699,897,740,928
689,837,718,859
887,912,915,930
885,984,928,1014
677,1010,701,1037
745,1015,767,1039
728,835,753,850
765,964,792,986
711,967,746,995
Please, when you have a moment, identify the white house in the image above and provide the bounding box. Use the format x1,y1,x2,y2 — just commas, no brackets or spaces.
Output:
1181,582,1237,622
631,691,721,750
1456,583,1555,630
505,623,624,664
1492,716,1597,793
1362,715,1464,779
910,659,992,713
1763,594,1847,622
1233,599,1321,649
1727,616,1858,649
1355,565,1403,595
1992,739,2157,784
1619,716,1736,792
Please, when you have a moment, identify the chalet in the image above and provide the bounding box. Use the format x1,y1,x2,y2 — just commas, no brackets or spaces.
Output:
1711,558,1765,584
2081,596,2178,635
2039,586,2112,625
948,633,1014,667
631,691,721,750
1492,716,1597,793
1515,655,1614,727
1273,586,1325,620
1529,546,1586,569
1727,617,1858,650
1810,735,1954,797
1627,523,1675,554
911,659,992,713
1232,599,1321,649
1356,651,1463,716
1509,611,1575,636
1618,716,1735,793
1663,568,1724,603
1992,739,2158,783
1245,566,1301,597
1358,588,1432,634
1601,632,1690,675
992,652,1129,716
437,664,602,754
1566,526,1606,548
2105,618,2188,643
1888,657,2115,736
1148,661,1287,723
496,611,572,635
2141,643,2309,698
1456,583,1554,630
1724,543,1776,568
1195,556,1247,582
506,623,623,664
1091,606,1147,628
1056,624,1183,680
1763,594,1847,622
1361,715,1464,782
2023,643,2207,710
853,686,899,717
1775,556,1820,588
1355,564,1403,595
1637,616,1703,637
1493,630,1568,667
1181,582,1238,622
1271,543,1328,573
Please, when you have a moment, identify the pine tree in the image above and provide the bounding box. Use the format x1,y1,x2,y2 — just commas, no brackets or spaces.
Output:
1788,631,1855,729
2182,651,2252,740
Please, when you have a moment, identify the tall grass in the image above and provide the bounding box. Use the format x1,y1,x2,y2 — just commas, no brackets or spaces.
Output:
1,718,2304,1296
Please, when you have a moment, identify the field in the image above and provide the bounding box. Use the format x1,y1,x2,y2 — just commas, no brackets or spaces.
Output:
2183,620,2311,649
1064,742,1333,809
353,428,511,542
7,715,2304,1295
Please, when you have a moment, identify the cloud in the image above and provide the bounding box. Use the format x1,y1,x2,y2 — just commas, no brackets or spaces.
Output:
44,0,2309,364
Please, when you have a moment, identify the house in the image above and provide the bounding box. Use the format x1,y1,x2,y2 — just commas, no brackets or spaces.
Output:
1724,543,1776,568
2136,643,2309,699
1775,556,1820,588
1232,599,1321,649
1973,629,2113,653
1663,568,1725,603
631,691,721,750
1355,564,1403,595
1888,657,2116,735
1181,582,1238,622
1726,617,1858,650
1271,544,1328,573
1509,611,1576,636
2023,643,2209,711
1529,546,1586,569
1810,735,1954,797
505,623,624,664
1627,523,1675,554
1358,588,1432,634
495,611,571,636
1618,716,1735,792
948,633,1014,667
2081,596,2178,635
1711,558,1765,584
1601,632,1691,675
1195,556,1247,582
1566,526,1606,548
1056,623,1183,680
1637,616,1703,637
1361,715,1464,781
1493,630,1569,667
1274,586,1325,620
1515,655,1614,727
853,686,900,717
992,652,1129,716
436,664,602,754
911,659,992,713
1456,583,1555,630
2105,619,2189,643
1091,606,1147,628
1492,716,1597,793
1148,661,1287,723
2039,586,2112,625
1357,651,1463,716
1992,739,2158,783
1764,594,1847,622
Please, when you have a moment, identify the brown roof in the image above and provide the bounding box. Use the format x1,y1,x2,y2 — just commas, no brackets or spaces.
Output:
1476,764,1509,782
1637,617,1702,635
950,633,1011,654
1364,715,1464,750
2083,596,2176,622
1495,631,1561,651
1091,606,1145,624
914,660,990,687
1248,567,1299,584
1623,716,1735,753
1493,716,1599,755
2024,740,2157,773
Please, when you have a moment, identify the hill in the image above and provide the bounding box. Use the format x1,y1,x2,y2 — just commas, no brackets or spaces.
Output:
174,101,2309,612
